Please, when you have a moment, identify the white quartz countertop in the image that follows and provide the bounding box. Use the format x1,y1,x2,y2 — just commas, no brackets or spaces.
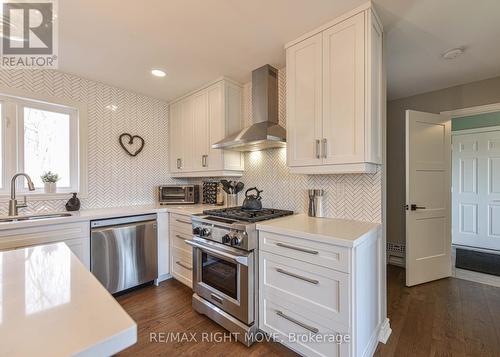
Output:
0,242,137,356
0,203,217,231
256,213,380,247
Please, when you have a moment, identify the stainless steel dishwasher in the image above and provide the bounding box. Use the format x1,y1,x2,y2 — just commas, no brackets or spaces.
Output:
91,214,158,294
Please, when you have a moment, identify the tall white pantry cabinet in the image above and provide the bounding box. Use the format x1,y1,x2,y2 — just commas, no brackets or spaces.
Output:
286,3,383,174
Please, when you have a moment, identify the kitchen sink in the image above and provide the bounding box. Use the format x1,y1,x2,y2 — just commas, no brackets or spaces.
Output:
0,213,73,223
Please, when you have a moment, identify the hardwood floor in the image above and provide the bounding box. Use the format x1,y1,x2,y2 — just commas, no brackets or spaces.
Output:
116,266,500,356
375,265,500,357
115,279,297,356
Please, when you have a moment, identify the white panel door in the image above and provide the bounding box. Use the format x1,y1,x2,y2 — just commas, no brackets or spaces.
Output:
452,130,500,251
406,110,451,286
286,32,323,167
322,12,365,165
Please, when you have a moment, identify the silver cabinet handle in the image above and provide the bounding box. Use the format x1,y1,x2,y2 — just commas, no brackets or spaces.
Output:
202,155,208,167
276,242,319,255
322,138,327,158
175,261,192,270
276,268,319,285
175,234,188,240
315,139,320,159
175,219,191,225
176,158,182,169
276,310,319,334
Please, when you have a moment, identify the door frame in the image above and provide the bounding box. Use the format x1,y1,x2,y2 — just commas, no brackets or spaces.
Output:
441,102,500,285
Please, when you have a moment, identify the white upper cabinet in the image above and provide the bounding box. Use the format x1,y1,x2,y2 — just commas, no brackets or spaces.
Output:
169,78,244,177
286,33,323,167
286,4,383,174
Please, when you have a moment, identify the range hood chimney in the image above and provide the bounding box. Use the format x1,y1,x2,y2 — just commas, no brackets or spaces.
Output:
212,64,286,152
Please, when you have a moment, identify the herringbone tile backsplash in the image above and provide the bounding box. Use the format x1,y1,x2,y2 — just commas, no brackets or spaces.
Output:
0,68,381,223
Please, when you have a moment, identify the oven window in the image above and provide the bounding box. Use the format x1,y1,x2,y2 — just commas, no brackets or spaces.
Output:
161,187,186,200
201,252,237,300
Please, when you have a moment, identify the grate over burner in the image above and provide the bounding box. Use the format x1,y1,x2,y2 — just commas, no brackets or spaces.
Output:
202,206,293,223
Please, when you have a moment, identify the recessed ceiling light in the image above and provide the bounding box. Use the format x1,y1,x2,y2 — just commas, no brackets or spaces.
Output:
442,47,465,60
151,69,166,77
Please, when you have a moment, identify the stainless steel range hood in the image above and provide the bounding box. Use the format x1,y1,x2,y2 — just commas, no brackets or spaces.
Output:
212,64,286,152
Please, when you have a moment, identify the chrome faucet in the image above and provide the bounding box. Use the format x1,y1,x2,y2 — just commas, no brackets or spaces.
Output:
9,173,36,216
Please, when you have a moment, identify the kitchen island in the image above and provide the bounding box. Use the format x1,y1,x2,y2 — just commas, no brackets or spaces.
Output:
0,242,137,356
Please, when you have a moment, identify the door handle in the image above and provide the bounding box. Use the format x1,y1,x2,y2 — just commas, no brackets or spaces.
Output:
202,155,208,167
322,138,327,158
408,204,426,211
315,139,320,159
177,158,182,169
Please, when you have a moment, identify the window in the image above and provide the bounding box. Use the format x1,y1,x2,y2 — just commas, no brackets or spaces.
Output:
0,93,84,197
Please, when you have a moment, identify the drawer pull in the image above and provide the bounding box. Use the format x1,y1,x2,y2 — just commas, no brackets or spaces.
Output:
176,234,188,240
276,268,319,285
175,219,191,225
276,242,319,255
175,261,192,270
276,310,319,334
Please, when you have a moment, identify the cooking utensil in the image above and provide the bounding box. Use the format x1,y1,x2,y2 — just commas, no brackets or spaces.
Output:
220,179,232,194
234,182,244,194
242,187,263,211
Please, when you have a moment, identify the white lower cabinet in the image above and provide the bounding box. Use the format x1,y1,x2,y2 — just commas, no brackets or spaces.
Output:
169,213,193,288
0,221,91,269
258,228,382,357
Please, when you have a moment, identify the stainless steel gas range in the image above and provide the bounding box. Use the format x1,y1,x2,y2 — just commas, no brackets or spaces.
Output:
186,207,293,346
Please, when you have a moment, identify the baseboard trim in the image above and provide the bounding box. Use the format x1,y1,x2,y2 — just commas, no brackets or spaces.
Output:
155,273,172,285
453,268,500,288
378,318,392,344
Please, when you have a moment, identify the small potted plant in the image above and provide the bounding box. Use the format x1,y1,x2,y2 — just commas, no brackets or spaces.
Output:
41,171,60,193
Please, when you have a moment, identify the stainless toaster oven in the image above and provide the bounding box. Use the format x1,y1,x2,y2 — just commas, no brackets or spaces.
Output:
158,185,199,205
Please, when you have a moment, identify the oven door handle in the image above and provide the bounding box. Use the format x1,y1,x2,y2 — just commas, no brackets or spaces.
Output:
185,240,249,266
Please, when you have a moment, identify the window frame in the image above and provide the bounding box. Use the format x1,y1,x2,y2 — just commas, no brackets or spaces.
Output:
0,88,88,201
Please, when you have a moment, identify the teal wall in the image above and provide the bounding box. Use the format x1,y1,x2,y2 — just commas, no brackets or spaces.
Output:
452,111,500,131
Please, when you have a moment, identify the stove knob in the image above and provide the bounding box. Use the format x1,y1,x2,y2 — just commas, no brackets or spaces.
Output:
200,228,211,237
230,235,242,247
192,227,201,236
222,234,231,244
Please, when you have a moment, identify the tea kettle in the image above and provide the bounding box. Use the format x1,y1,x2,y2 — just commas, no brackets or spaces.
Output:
242,187,263,211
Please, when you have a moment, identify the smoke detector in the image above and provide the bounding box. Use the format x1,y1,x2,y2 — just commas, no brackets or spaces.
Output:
442,47,465,60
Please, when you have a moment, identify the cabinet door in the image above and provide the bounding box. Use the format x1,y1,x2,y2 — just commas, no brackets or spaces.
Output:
192,90,209,171
169,102,183,172
207,83,224,170
180,98,195,171
286,33,323,167
322,12,365,164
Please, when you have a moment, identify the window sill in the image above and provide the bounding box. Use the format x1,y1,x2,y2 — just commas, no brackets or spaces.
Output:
0,191,87,202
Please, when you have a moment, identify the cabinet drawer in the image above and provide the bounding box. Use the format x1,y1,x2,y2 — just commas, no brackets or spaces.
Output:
171,250,193,288
261,251,349,325
259,231,350,273
171,230,193,256
260,297,349,357
170,213,192,235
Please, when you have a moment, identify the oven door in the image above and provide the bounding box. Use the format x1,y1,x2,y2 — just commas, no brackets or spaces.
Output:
186,238,254,324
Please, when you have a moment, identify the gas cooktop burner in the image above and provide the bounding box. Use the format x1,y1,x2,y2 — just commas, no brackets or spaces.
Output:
202,206,293,223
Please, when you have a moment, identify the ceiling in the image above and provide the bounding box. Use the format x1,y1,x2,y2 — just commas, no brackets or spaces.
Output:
58,0,500,102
